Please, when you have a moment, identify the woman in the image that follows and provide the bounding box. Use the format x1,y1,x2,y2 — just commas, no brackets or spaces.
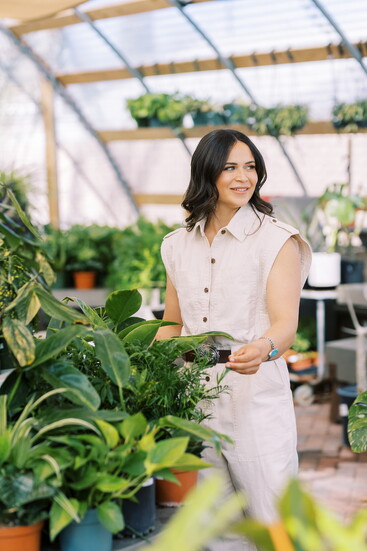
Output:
157,129,311,550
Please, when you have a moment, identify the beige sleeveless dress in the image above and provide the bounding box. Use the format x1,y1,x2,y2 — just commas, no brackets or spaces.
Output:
161,204,312,551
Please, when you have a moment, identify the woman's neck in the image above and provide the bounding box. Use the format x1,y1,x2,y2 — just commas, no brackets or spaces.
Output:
205,206,239,234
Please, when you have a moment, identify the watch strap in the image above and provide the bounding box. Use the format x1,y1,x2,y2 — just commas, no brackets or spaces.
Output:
259,336,279,361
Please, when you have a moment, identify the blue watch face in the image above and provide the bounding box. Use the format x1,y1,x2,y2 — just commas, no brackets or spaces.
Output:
269,348,279,358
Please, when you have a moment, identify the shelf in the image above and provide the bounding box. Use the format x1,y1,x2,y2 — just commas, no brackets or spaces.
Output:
98,121,367,142
56,42,367,86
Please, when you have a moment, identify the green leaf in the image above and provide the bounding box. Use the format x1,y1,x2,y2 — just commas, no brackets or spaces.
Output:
42,361,101,410
95,420,119,448
147,474,244,551
97,501,124,533
32,325,89,367
167,453,211,471
119,413,148,441
6,188,42,239
2,317,35,366
146,437,188,470
105,289,142,325
95,475,131,493
66,297,109,328
348,391,367,453
0,430,11,465
94,328,130,387
35,286,86,323
49,495,79,541
119,320,176,344
36,252,55,286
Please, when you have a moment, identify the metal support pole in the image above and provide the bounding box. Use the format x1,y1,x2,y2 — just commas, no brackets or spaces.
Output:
74,7,192,156
0,23,139,216
310,0,367,78
168,0,308,196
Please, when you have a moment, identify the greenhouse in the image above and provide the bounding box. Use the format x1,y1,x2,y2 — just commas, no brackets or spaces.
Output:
1,0,367,550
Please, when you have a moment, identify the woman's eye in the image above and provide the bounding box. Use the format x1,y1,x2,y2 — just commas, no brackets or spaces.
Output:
224,166,235,171
246,165,256,170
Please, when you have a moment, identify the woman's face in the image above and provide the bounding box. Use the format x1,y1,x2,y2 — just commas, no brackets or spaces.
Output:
215,140,258,213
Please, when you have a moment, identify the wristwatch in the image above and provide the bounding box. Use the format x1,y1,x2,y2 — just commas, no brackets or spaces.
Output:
259,336,279,361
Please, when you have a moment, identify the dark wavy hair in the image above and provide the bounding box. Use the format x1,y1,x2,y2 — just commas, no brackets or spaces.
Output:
182,129,273,230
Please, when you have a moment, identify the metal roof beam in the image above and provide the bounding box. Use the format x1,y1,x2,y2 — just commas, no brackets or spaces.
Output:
0,24,139,216
55,42,367,85
168,0,308,196
310,0,367,78
73,7,191,156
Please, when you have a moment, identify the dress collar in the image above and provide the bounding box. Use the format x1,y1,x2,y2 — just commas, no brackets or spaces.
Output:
194,204,263,241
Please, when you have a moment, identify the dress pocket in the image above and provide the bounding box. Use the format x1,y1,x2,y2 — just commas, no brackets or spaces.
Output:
253,358,290,396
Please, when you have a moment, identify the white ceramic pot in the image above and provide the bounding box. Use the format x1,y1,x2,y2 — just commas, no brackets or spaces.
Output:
308,252,341,288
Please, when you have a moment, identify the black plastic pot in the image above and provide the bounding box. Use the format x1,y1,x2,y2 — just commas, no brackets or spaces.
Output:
122,478,156,537
341,258,365,284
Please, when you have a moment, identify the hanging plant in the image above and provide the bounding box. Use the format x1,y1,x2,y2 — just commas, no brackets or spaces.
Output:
126,93,188,128
247,104,309,136
332,100,367,132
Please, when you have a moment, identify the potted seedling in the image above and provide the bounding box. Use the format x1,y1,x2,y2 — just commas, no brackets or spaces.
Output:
332,100,367,132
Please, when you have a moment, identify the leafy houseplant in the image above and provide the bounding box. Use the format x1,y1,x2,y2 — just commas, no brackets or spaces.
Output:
247,104,308,136
126,93,188,128
222,100,250,124
187,97,226,126
106,217,179,301
332,100,367,132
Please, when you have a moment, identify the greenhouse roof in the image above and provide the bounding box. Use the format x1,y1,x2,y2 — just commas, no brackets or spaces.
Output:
0,0,366,226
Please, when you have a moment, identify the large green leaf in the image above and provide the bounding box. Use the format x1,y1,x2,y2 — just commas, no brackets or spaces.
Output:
95,419,119,447
119,412,148,441
97,501,124,533
105,289,142,326
146,474,244,551
49,495,79,541
36,252,55,286
348,391,367,453
6,188,42,240
2,317,35,366
35,286,87,323
95,475,131,493
32,325,89,367
42,361,100,410
94,328,130,387
66,297,109,328
121,321,175,347
146,437,188,471
159,415,232,453
169,453,212,471
0,430,11,465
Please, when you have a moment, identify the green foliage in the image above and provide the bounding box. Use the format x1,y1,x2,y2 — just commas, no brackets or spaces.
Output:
106,217,179,292
348,390,367,453
302,182,367,253
333,100,367,132
0,391,93,526
147,476,367,551
292,317,316,353
62,224,117,273
247,104,309,136
126,93,189,127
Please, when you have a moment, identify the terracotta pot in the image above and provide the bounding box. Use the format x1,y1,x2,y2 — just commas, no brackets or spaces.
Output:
72,271,96,289
0,520,44,551
155,469,198,507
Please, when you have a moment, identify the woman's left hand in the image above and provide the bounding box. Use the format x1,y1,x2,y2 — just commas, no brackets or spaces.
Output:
225,344,264,375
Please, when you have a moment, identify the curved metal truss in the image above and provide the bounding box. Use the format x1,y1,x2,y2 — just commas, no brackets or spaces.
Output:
0,22,140,216
168,0,309,196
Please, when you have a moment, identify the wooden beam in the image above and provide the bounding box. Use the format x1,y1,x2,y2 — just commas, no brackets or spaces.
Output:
40,79,60,228
10,0,211,35
134,193,183,205
56,42,367,85
98,121,367,142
